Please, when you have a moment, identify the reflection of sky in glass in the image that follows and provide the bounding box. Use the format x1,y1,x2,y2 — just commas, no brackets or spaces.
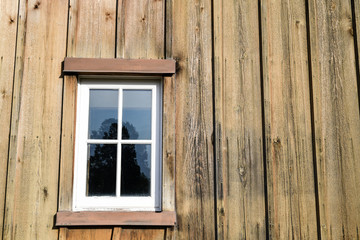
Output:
121,144,151,196
88,90,118,139
122,90,152,140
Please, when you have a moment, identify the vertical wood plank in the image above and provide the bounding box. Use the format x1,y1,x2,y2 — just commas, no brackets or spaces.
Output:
67,0,116,58
260,0,318,238
213,0,266,239
162,76,176,212
167,0,215,239
117,0,164,59
58,75,77,211
58,228,69,240
162,76,176,240
3,0,68,239
112,228,165,240
355,0,360,108
0,0,19,236
308,0,360,239
59,1,117,239
62,228,113,240
111,227,122,239
164,227,174,240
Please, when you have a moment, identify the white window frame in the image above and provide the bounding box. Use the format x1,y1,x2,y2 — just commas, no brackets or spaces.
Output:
73,76,162,211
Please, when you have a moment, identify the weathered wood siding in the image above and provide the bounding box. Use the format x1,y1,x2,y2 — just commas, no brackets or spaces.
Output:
3,0,68,239
1,0,360,239
308,0,360,239
0,0,19,238
213,0,266,239
261,0,318,238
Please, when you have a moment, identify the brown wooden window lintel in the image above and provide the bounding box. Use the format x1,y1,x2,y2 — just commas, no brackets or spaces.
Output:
63,58,176,75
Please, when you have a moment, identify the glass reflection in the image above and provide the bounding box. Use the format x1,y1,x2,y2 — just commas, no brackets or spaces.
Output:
122,90,152,140
87,144,117,196
89,90,118,139
121,144,151,196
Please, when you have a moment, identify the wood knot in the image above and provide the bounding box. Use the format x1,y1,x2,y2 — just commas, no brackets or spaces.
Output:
34,1,41,9
43,187,48,199
330,2,336,11
141,16,146,22
273,137,281,144
9,17,15,24
105,12,112,21
349,28,354,36
1,89,6,98
238,166,245,176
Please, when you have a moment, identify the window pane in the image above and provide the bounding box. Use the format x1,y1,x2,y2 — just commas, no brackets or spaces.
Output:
89,89,118,139
121,144,151,196
87,144,117,196
122,90,152,140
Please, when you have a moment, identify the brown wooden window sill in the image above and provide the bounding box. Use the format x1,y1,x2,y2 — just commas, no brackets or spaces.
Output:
55,211,176,227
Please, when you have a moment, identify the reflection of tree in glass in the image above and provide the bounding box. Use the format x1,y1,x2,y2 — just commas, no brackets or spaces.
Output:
88,143,116,196
122,121,139,139
88,119,150,196
91,118,117,139
121,122,150,196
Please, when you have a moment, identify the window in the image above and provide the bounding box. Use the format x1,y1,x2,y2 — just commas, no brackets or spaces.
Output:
73,77,162,211
56,58,176,227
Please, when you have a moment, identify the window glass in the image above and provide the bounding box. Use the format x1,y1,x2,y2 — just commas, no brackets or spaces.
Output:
121,144,151,196
122,90,152,140
87,144,117,196
88,89,118,139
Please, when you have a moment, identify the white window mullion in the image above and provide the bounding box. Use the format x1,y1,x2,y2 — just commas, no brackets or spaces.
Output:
118,140,153,144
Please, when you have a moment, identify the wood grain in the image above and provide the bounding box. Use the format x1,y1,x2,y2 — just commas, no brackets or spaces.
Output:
58,1,118,239
116,2,172,239
117,0,164,59
67,0,116,58
56,211,176,226
2,0,68,239
162,76,176,212
167,0,215,239
0,0,19,237
308,0,360,239
112,228,165,240
260,0,318,238
355,0,360,108
58,75,77,211
60,228,113,240
63,58,175,74
213,0,266,239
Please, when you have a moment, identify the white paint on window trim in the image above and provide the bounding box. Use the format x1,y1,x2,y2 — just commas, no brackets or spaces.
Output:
73,76,162,211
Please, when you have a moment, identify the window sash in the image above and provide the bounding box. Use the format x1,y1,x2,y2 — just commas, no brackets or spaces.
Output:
73,77,162,211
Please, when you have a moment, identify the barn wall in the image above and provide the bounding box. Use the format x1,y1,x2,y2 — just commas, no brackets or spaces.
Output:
1,0,360,239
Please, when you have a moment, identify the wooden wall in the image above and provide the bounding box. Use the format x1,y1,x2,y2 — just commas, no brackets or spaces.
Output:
0,0,359,239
